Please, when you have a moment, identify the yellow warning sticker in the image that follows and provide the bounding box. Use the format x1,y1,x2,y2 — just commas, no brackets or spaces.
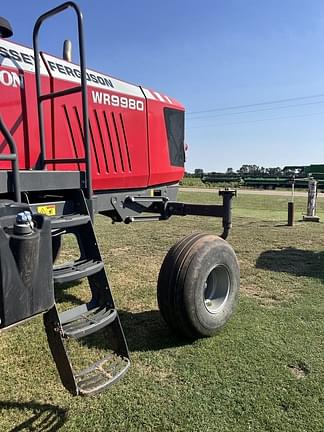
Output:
37,205,56,216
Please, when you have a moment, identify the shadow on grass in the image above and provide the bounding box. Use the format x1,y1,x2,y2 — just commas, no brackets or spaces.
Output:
55,289,191,352
0,400,67,431
119,310,190,352
54,280,84,305
256,247,324,279
77,309,190,353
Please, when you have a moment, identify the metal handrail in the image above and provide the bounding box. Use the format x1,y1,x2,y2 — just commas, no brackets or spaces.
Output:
0,116,21,202
32,1,92,201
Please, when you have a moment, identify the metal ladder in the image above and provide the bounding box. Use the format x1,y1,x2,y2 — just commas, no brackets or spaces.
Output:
33,1,93,208
44,190,130,396
33,3,130,395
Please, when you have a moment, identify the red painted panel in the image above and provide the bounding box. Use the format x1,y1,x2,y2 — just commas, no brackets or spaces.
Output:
0,40,185,192
49,77,150,190
0,67,51,170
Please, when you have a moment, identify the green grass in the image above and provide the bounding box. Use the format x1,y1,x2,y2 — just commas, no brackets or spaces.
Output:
180,176,207,187
1,191,324,431
180,176,240,188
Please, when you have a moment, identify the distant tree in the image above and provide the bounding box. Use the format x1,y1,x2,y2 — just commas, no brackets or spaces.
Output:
184,171,195,178
194,168,204,177
238,164,261,176
267,167,283,176
226,167,234,174
237,164,285,177
237,165,250,175
258,166,265,175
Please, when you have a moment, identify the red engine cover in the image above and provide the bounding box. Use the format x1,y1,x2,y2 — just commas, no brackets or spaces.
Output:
0,39,185,191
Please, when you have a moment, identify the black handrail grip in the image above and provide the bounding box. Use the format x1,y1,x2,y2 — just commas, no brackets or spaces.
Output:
33,2,92,204
0,116,21,202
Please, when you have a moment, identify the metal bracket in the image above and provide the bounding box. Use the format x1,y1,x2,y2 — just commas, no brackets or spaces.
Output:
110,192,169,222
110,187,237,240
218,189,237,239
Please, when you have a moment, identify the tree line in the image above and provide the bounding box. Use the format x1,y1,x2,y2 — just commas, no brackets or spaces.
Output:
187,165,300,178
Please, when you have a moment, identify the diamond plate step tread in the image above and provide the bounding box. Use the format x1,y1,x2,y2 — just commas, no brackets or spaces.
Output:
60,305,117,339
53,258,104,284
76,354,130,396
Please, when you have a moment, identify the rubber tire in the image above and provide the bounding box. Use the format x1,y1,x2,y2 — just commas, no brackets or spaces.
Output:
157,233,240,338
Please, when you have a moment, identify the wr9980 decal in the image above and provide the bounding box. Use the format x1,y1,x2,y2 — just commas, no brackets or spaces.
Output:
92,90,144,111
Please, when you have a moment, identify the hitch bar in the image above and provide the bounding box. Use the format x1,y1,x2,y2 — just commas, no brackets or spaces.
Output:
116,189,236,240
163,190,236,239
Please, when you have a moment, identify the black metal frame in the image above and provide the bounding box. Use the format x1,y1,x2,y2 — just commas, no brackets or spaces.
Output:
121,190,236,239
32,1,92,202
0,117,21,202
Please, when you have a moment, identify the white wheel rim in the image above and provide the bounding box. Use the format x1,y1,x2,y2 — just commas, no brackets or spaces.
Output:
203,265,230,314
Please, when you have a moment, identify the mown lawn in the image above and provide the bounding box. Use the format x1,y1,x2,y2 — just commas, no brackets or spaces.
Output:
0,190,324,431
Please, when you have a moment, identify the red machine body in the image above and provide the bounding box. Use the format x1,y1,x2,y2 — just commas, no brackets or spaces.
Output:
0,38,185,191
0,4,240,400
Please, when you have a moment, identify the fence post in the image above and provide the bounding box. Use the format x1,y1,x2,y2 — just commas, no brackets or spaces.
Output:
303,179,320,222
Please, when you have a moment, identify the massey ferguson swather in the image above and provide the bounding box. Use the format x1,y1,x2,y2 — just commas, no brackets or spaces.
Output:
0,2,239,396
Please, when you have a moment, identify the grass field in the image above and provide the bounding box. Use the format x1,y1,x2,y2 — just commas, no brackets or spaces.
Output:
180,176,208,188
1,190,324,431
180,176,240,188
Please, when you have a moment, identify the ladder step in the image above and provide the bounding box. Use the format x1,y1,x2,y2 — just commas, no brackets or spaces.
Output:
60,305,117,339
53,259,104,284
51,214,90,229
76,354,130,396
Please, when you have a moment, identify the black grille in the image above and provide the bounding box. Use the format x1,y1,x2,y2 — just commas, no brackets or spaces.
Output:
164,108,185,167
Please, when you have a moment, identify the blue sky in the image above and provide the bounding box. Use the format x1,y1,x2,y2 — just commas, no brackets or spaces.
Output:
2,0,324,172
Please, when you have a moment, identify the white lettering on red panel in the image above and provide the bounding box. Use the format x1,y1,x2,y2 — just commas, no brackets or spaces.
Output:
92,91,144,111
0,70,23,88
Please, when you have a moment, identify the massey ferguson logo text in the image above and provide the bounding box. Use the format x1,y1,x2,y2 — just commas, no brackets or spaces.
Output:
0,70,23,88
47,60,114,89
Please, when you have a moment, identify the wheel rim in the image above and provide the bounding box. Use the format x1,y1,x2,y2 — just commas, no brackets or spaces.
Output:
203,265,230,314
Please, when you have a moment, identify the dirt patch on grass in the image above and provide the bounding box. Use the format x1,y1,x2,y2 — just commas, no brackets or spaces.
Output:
287,362,310,379
134,361,177,384
240,275,296,306
110,246,131,256
241,285,282,306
